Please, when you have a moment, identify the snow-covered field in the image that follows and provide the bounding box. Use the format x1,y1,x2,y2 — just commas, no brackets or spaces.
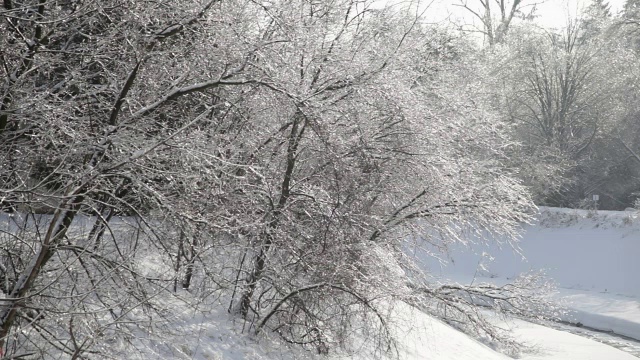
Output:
427,208,639,296
426,208,640,332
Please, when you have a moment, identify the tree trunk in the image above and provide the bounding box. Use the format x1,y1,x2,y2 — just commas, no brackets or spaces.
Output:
237,113,306,318
0,200,80,350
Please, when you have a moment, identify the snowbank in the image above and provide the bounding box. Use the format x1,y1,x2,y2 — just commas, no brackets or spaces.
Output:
330,303,637,360
506,317,638,360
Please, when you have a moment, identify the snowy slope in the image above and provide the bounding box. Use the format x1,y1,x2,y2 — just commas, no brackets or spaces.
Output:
558,288,640,340
328,303,637,360
151,298,637,360
507,318,638,360
5,210,638,359
145,207,640,360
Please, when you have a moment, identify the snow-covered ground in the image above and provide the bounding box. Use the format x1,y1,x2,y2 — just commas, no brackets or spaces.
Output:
6,208,638,359
426,208,640,296
407,206,640,359
150,207,640,360
146,297,637,360
424,207,640,338
345,302,638,360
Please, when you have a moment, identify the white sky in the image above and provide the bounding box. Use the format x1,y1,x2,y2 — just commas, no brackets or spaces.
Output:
383,0,626,29
535,0,625,27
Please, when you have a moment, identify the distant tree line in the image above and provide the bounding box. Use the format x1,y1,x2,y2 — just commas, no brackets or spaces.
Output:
463,0,640,209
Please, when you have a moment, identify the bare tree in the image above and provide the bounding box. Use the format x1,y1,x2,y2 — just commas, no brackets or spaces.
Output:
455,0,539,45
489,18,639,206
0,0,262,357
219,2,538,355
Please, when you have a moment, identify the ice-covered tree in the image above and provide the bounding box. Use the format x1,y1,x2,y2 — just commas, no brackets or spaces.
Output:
455,0,538,45
1,0,555,357
218,3,547,355
478,16,638,206
0,0,259,356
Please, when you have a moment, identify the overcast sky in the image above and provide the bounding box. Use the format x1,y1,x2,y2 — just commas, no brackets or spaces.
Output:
536,0,625,27
383,0,627,29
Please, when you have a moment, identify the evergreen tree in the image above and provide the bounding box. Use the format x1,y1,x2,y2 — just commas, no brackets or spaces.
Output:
622,0,640,50
624,0,640,18
581,0,612,40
